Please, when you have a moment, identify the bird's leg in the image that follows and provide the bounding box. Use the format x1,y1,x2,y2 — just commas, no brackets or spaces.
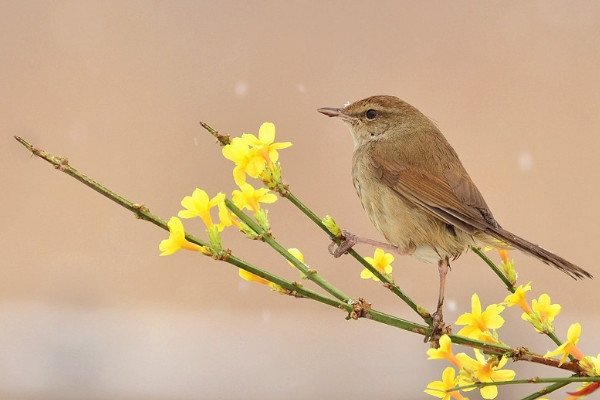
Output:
328,230,402,258
431,257,450,342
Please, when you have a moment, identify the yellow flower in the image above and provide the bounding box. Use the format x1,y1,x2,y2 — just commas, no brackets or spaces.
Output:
222,122,291,185
503,283,532,314
545,322,583,366
232,182,277,213
521,293,561,333
427,334,462,369
159,217,210,256
455,294,505,342
533,294,561,323
457,350,515,399
497,249,509,263
217,201,240,230
222,138,257,185
178,188,225,229
360,248,394,281
424,367,467,400
287,248,304,266
496,249,517,284
238,268,278,289
580,354,600,376
286,248,307,278
240,122,292,166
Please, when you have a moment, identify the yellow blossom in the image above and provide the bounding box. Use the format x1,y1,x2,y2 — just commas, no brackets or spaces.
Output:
497,249,509,263
545,322,583,366
238,268,278,289
286,248,307,278
240,122,292,166
178,188,225,229
580,354,600,376
217,201,240,230
427,334,462,369
232,182,277,213
503,283,532,314
222,138,257,185
533,294,561,323
457,350,515,399
455,294,504,342
222,122,291,185
360,248,394,281
287,248,304,266
424,367,467,400
497,249,517,284
522,293,561,333
159,217,210,256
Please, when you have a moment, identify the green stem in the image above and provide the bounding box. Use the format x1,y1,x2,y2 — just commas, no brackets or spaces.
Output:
520,380,572,400
14,137,186,237
448,334,512,354
368,309,429,334
456,375,597,400
225,198,352,303
285,191,333,236
225,254,349,310
200,121,230,145
458,375,600,391
471,246,515,292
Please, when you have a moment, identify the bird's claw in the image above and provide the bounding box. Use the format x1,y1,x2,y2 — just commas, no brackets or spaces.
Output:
426,311,451,346
328,230,358,258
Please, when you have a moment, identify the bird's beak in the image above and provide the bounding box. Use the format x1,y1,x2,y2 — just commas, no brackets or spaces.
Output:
317,107,354,121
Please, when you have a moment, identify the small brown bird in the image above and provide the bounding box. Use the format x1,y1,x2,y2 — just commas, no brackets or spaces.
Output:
318,95,592,328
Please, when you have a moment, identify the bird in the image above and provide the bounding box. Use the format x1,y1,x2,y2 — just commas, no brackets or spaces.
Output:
318,95,592,331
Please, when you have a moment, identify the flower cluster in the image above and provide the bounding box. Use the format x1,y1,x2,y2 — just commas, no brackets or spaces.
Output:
222,122,291,187
158,122,292,289
426,334,515,399
426,274,591,399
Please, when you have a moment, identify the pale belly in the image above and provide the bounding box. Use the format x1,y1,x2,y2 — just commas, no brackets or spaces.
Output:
352,170,472,264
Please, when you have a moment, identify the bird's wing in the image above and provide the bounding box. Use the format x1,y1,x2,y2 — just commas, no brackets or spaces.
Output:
370,154,498,234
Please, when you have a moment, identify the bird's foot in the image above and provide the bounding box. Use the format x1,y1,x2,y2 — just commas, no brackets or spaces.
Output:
427,311,452,347
328,230,402,258
328,230,359,258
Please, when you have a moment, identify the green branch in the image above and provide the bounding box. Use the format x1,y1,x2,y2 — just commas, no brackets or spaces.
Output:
458,375,600,391
457,374,598,400
471,246,515,293
13,135,430,336
224,198,352,303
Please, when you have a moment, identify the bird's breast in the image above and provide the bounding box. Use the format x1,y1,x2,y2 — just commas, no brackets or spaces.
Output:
351,150,470,263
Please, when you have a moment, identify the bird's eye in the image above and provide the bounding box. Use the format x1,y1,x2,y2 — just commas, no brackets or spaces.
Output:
365,109,378,120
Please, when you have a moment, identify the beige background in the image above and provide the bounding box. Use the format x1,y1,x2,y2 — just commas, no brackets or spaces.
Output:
3,1,600,399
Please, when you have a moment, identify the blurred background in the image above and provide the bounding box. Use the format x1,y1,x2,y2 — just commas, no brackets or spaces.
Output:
3,1,600,399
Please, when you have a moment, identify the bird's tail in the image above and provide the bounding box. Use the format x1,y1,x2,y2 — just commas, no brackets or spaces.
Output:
487,227,592,280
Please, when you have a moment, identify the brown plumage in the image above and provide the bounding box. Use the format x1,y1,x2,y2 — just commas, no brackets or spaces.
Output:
319,95,591,279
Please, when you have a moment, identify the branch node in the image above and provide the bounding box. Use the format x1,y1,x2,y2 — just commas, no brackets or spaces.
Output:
349,297,372,320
